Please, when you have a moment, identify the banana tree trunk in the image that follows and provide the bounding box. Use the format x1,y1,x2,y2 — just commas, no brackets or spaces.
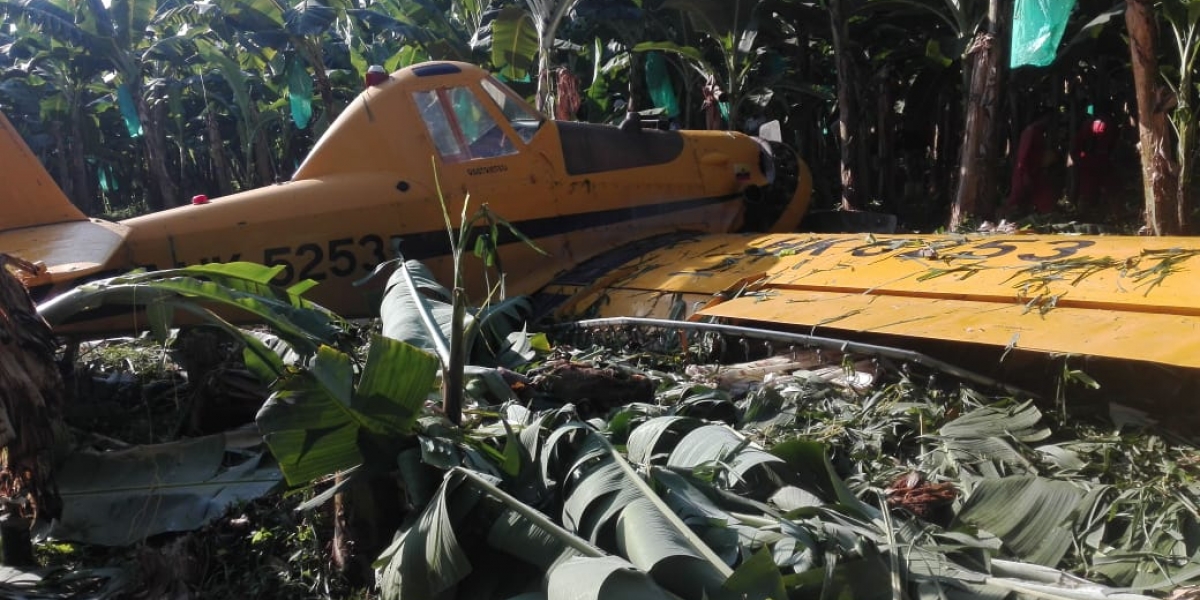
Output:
1179,116,1195,233
205,107,235,198
244,102,276,187
134,91,181,211
829,0,866,210
0,255,65,566
1172,23,1196,233
950,0,1008,230
537,40,554,113
1126,0,1182,235
49,122,73,204
876,68,893,213
69,110,92,214
331,472,404,586
533,0,578,115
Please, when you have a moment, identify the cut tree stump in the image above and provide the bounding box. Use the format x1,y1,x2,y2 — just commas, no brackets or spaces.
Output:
0,255,65,565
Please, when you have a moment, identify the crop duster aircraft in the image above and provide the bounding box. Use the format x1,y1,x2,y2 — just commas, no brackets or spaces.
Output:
3,61,1200,396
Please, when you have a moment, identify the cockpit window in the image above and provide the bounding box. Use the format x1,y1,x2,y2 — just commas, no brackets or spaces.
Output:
481,77,543,143
414,90,465,159
414,86,517,163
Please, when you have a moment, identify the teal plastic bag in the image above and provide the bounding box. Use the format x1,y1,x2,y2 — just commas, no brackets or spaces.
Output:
116,85,143,138
98,165,110,193
644,52,680,118
1010,0,1076,68
287,56,313,130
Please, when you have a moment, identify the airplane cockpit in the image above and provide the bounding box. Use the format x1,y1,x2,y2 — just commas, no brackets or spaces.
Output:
413,76,544,164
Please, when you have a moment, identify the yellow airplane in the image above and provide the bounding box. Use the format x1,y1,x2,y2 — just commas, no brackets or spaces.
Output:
3,60,1200,388
1,61,805,313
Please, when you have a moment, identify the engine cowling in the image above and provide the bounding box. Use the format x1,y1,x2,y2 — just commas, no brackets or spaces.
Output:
742,137,812,232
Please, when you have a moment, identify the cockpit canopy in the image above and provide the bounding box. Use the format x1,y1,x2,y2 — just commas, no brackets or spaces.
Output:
413,76,544,164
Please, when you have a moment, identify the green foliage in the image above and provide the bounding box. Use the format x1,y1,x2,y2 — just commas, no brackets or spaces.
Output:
38,262,345,381
380,259,537,368
51,434,282,546
361,336,1195,598
491,6,539,81
18,262,1200,598
256,336,439,485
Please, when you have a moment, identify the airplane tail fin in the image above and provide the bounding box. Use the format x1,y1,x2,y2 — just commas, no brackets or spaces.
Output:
0,110,86,230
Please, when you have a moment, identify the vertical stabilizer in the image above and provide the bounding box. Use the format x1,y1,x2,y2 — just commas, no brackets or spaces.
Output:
0,111,85,230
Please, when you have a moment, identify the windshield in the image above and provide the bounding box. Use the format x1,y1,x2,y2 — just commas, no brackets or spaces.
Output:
414,86,518,163
480,77,543,143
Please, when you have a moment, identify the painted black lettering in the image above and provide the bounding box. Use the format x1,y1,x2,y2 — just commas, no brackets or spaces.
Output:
328,238,356,277
296,243,326,281
198,253,242,265
263,246,295,285
466,164,509,176
851,243,896,258
962,239,1035,259
359,234,386,270
1018,240,1095,261
773,237,850,257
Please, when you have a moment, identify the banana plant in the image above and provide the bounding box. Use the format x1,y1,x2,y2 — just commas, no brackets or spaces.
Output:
0,0,182,209
38,262,346,382
633,0,829,131
190,36,285,188
1163,0,1200,232
197,0,334,133
256,336,439,486
483,0,584,111
0,36,109,213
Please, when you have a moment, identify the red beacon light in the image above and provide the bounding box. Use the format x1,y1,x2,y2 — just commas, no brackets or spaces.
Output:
191,194,209,205
365,65,388,88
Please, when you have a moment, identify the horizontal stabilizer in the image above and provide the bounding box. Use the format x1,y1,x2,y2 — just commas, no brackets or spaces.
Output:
0,220,129,287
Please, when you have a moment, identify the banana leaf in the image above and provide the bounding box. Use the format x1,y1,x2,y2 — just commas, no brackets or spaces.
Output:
284,0,336,35
377,471,482,600
770,438,879,520
37,263,344,380
49,433,281,546
490,6,538,81
666,424,792,499
626,416,702,466
256,335,438,485
938,401,1050,442
552,428,734,598
952,476,1085,567
381,259,535,368
379,467,607,600
547,556,671,600
932,401,1050,476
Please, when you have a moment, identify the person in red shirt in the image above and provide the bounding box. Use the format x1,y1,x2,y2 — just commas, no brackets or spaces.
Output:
1069,115,1117,214
1007,116,1060,214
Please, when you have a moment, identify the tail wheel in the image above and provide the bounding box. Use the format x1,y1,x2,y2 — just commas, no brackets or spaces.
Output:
742,140,810,232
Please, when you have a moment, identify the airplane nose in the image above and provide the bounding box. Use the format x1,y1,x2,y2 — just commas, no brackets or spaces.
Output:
753,137,778,187
744,138,812,233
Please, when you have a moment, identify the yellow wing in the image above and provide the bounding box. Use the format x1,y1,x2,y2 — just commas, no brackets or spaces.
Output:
548,232,1200,372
